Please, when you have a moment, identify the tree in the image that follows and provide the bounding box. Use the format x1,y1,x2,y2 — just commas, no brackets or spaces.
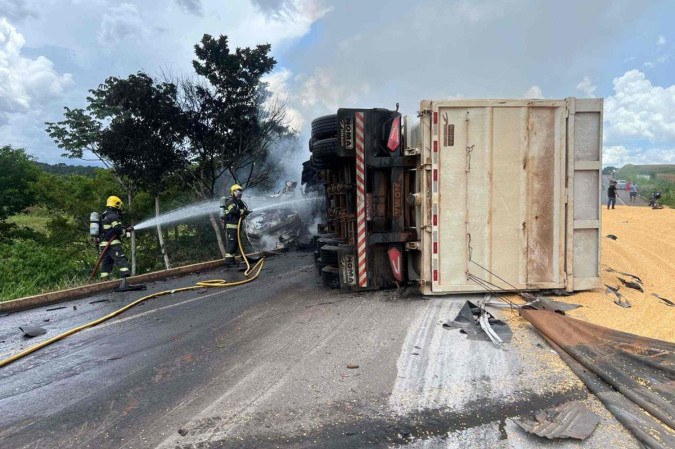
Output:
176,35,295,256
0,146,39,240
602,166,618,176
92,72,190,270
186,33,278,197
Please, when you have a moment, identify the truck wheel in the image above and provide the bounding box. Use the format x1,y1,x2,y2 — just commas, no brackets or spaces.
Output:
311,137,338,158
321,265,340,288
311,114,337,140
320,245,339,266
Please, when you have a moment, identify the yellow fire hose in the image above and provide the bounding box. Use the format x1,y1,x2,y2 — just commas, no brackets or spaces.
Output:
0,217,264,369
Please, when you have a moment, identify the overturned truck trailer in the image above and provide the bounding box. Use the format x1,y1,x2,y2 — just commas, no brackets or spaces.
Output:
305,98,603,294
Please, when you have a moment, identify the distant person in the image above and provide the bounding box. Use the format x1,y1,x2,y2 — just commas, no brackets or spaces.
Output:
220,184,251,268
99,196,131,279
630,183,638,203
607,180,617,210
626,180,631,192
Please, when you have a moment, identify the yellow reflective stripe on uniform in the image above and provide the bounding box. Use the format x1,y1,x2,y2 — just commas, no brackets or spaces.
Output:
111,221,121,227
225,204,236,213
225,224,238,229
100,239,122,246
225,253,235,257
103,224,112,229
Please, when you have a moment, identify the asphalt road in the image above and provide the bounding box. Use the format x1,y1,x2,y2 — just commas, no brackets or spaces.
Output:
0,251,639,448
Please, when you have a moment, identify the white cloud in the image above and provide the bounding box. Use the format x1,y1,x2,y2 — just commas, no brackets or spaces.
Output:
0,18,73,125
98,3,146,47
0,0,37,22
175,0,203,16
576,76,596,97
262,68,304,132
657,35,666,46
604,70,675,144
603,145,675,166
299,67,370,111
523,85,543,98
246,0,332,43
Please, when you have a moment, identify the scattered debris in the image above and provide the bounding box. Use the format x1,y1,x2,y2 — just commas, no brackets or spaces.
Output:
540,289,571,297
443,300,512,345
346,363,359,369
45,306,66,311
89,299,110,304
524,297,582,314
43,319,50,322
20,326,47,338
345,431,356,436
522,308,675,448
606,234,618,240
197,289,208,294
512,401,600,440
178,428,189,436
107,356,122,361
605,285,631,308
606,268,643,284
73,306,77,311
618,277,644,292
651,293,674,307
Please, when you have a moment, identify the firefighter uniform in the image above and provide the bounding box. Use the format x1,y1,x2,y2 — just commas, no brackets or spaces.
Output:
221,185,250,267
99,196,130,279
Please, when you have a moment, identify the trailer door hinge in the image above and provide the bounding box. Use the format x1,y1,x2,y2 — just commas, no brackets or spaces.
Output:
564,188,569,204
404,147,421,156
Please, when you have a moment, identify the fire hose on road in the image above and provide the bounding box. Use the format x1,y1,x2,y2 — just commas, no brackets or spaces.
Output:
0,217,264,369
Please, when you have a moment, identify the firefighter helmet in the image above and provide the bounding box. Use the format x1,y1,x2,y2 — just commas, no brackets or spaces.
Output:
230,184,243,195
106,195,123,209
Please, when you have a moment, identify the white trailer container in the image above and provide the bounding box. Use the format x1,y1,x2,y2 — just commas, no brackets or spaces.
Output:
414,98,603,294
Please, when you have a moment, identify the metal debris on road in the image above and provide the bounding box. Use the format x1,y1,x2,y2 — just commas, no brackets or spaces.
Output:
652,293,674,307
606,234,618,240
521,308,675,446
606,267,643,284
45,306,66,311
524,297,582,314
19,326,47,338
89,299,110,304
512,401,600,440
178,428,188,436
346,363,359,369
442,300,512,345
618,277,644,292
605,285,631,308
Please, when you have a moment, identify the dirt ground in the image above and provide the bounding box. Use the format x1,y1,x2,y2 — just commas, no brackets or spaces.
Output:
510,205,675,343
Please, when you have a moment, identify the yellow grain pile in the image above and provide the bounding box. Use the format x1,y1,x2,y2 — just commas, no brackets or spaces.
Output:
567,205,674,342
507,205,675,342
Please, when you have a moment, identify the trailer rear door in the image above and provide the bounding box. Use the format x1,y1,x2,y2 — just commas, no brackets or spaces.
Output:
419,99,601,294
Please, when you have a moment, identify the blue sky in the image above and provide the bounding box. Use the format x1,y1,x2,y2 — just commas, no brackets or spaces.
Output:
0,0,673,169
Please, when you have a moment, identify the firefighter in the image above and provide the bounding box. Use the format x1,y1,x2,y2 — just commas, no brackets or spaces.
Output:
99,195,131,279
220,184,251,267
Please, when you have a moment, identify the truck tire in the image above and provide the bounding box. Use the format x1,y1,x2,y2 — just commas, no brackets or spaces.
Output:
320,245,339,266
321,265,340,289
311,137,337,157
311,114,337,140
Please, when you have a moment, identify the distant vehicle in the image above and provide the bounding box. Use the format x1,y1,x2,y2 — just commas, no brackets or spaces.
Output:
615,180,627,189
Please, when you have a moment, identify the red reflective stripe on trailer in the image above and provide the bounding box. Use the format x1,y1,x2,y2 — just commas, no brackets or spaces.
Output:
433,111,438,124
433,214,437,226
433,169,438,182
433,141,438,152
433,270,438,281
433,242,437,254
355,111,368,288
